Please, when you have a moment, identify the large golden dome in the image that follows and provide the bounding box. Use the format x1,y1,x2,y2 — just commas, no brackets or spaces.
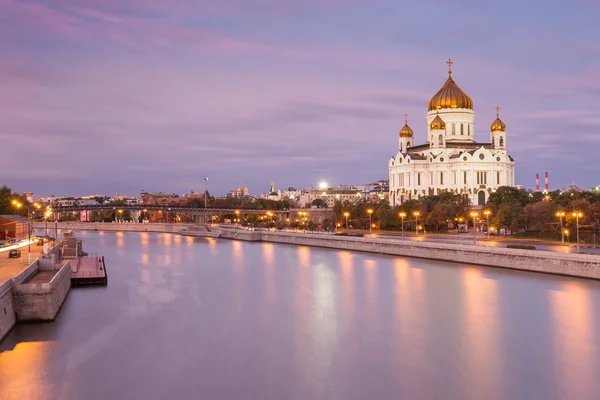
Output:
428,59,473,111
490,106,506,131
399,113,413,137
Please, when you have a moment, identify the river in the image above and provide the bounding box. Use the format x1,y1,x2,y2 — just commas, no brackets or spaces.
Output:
1,231,600,400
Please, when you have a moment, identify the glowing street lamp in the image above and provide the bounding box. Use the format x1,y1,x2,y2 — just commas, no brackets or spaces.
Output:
343,212,350,230
413,211,420,236
11,200,32,261
556,211,566,245
399,212,407,238
483,210,492,240
564,229,570,244
470,211,479,244
572,211,583,252
367,209,373,233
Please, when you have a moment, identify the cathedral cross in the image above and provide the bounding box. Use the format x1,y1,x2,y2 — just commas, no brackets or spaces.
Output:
495,105,500,117
404,113,408,124
446,58,453,75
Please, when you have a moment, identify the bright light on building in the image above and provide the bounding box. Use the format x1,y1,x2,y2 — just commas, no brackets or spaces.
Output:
319,181,328,189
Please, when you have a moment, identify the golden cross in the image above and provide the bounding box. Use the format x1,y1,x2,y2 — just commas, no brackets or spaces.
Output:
495,105,500,117
404,113,408,124
447,58,453,75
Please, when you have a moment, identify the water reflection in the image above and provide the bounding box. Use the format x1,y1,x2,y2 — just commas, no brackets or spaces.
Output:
0,342,50,399
550,282,599,399
115,231,124,248
460,267,502,400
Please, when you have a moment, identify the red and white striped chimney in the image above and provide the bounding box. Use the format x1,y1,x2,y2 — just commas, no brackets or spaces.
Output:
545,172,549,192
536,174,540,192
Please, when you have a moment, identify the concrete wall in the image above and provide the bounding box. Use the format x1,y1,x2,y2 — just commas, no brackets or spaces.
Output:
11,261,72,321
34,222,190,234
40,222,600,280
261,232,600,280
0,280,16,342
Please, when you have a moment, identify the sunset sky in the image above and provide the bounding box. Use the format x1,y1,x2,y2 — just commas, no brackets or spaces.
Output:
1,0,599,196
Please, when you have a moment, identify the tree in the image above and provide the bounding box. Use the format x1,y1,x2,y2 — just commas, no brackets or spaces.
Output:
311,198,327,208
522,201,557,232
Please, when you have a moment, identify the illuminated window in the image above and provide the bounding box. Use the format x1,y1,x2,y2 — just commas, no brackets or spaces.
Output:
438,134,443,146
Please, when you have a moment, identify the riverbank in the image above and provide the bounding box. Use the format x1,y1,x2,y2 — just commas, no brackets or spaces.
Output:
35,222,600,281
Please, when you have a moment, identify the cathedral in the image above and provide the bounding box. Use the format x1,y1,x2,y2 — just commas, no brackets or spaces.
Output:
388,59,515,207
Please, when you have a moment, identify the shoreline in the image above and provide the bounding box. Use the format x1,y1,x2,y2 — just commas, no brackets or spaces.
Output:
34,222,600,281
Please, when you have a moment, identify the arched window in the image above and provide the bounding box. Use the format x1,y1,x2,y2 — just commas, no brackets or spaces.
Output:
499,136,504,146
407,141,411,148
461,124,464,135
438,134,443,146
452,123,455,135
468,124,470,135
400,143,403,152
492,137,495,146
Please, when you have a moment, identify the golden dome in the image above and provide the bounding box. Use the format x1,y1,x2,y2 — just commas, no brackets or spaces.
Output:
428,59,473,111
429,112,446,130
490,106,506,131
399,113,413,137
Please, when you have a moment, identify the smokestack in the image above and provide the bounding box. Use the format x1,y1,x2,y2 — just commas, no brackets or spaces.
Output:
545,172,549,192
536,173,539,192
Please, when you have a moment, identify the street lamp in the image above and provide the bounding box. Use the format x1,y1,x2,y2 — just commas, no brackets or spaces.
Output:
564,229,570,244
343,212,350,231
399,212,406,238
483,210,492,240
413,211,420,236
573,211,583,253
470,211,479,244
12,200,38,262
203,177,209,208
367,209,373,233
45,208,52,237
556,211,566,245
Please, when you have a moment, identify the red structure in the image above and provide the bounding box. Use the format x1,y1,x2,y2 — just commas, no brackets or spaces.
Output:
545,172,549,192
536,173,540,192
0,215,28,240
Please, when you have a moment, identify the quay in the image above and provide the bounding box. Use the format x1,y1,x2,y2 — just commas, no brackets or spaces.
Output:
34,222,600,281
0,233,106,343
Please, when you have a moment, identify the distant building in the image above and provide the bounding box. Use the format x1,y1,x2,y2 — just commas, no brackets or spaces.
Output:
299,186,365,208
0,215,28,240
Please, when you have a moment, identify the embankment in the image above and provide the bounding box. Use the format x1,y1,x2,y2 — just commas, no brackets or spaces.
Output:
36,222,600,281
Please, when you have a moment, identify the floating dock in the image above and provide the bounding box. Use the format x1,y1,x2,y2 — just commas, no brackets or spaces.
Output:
71,256,108,286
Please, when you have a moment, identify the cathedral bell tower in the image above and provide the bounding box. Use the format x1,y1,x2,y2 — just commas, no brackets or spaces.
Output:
398,113,414,153
428,111,446,148
490,106,507,151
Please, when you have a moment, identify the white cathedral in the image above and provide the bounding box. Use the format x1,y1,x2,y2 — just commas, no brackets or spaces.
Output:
388,59,515,207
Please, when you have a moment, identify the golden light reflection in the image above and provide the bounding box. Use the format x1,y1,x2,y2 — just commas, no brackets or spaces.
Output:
232,240,244,264
549,282,598,399
363,259,378,305
262,243,274,266
338,251,355,325
185,236,194,245
461,267,501,399
0,341,50,399
297,246,311,266
163,233,172,246
116,231,124,248
173,235,182,245
141,252,150,265
140,232,149,247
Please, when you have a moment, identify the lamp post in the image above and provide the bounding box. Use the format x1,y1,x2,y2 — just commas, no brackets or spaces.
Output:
483,210,491,240
556,211,566,245
367,209,373,234
565,229,570,245
45,208,52,237
399,212,406,238
12,200,40,263
573,211,583,253
413,211,420,236
470,211,479,244
344,212,350,231
203,177,209,208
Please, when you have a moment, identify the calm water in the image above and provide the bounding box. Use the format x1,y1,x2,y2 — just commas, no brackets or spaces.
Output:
1,231,600,400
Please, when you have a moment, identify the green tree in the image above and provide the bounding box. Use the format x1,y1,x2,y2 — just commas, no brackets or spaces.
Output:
311,198,327,208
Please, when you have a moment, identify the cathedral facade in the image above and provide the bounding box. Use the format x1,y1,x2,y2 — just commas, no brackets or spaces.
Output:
388,60,515,207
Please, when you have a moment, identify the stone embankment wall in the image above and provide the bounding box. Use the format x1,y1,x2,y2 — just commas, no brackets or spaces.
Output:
33,222,190,234
0,280,16,342
41,223,600,280
11,261,72,321
261,232,600,280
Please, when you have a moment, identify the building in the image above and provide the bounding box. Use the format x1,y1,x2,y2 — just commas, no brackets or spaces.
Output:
299,186,365,208
0,215,29,240
388,59,515,206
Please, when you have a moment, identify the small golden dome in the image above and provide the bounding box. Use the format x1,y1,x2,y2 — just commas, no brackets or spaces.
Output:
429,112,446,130
399,113,413,137
428,59,473,111
490,106,506,131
